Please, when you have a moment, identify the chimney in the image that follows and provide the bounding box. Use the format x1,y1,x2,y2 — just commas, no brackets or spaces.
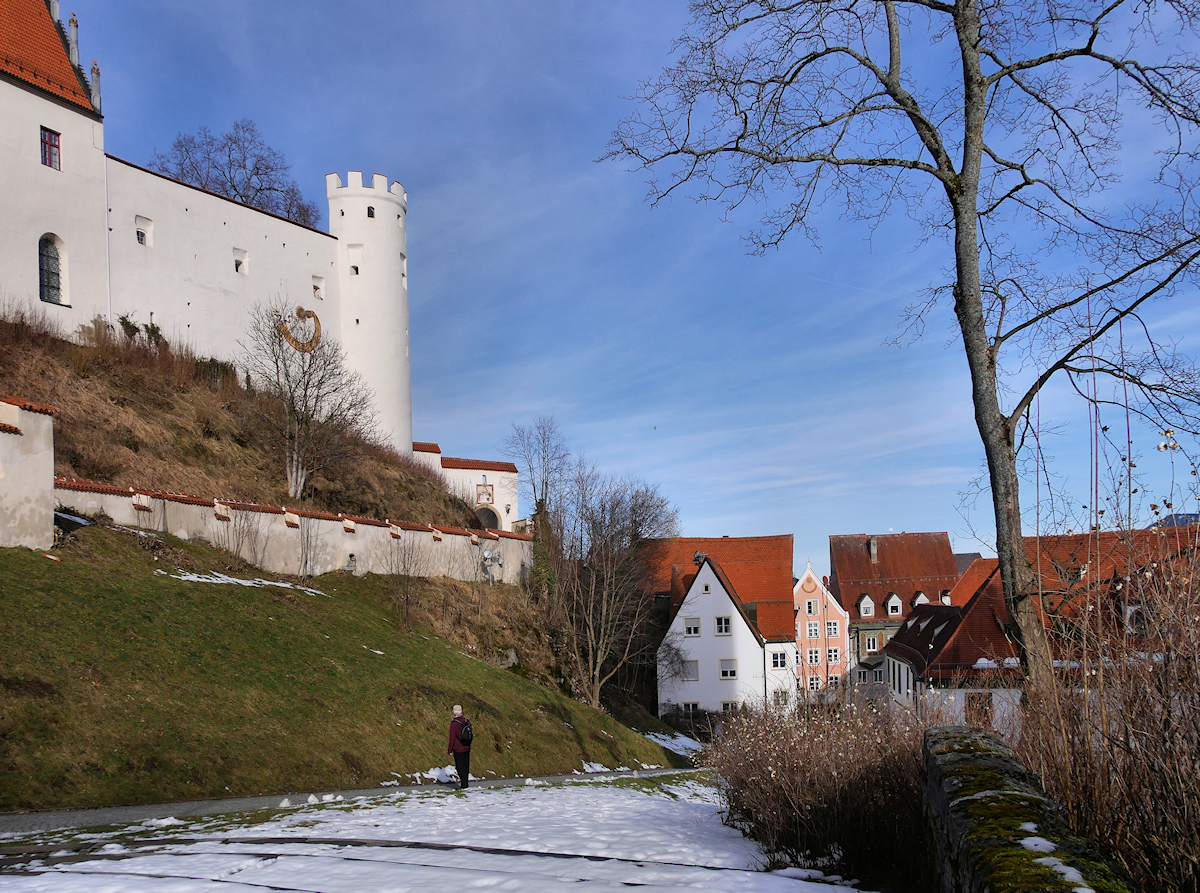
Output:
89,60,101,111
869,536,878,564
49,0,60,23
68,13,79,66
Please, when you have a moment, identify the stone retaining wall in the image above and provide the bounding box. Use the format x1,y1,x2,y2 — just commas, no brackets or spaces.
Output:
922,726,1129,893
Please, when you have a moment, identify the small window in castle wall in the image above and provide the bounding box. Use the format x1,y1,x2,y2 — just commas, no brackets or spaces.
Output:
367,206,375,218
40,127,60,169
233,248,248,274
348,244,363,275
312,276,325,300
135,215,154,247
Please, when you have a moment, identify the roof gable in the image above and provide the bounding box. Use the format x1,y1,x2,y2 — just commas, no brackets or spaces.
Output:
0,0,95,113
644,534,794,607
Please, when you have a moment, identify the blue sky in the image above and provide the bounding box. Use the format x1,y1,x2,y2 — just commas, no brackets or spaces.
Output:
76,1,1199,574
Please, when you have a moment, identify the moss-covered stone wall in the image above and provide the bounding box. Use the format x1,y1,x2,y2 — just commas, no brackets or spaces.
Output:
922,727,1129,893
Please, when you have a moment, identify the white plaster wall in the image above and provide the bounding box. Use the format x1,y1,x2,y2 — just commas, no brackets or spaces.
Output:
440,464,520,532
658,562,793,714
328,172,411,453
0,407,55,550
52,486,531,586
106,158,342,358
0,80,109,327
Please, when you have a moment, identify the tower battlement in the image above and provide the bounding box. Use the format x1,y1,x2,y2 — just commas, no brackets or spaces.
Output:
326,171,407,207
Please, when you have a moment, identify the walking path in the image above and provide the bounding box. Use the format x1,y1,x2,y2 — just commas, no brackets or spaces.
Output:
0,771,871,891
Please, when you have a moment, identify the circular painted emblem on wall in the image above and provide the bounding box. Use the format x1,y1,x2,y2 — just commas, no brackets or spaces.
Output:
278,306,322,353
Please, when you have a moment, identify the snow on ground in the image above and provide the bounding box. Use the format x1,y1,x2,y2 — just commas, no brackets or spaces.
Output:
643,730,704,754
0,774,876,891
154,568,325,596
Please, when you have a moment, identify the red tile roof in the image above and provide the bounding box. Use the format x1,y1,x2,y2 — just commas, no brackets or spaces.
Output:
1,395,57,415
440,456,519,473
829,532,960,622
753,599,799,643
0,423,21,435
0,0,95,113
412,441,441,454
644,535,795,605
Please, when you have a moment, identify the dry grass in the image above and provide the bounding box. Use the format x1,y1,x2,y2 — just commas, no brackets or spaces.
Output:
0,308,476,527
1015,530,1200,893
700,700,938,884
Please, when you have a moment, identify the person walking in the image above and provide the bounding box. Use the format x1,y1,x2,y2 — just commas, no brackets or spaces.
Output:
447,705,472,789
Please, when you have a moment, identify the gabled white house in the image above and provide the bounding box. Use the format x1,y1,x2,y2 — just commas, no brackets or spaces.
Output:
793,562,851,698
658,557,798,716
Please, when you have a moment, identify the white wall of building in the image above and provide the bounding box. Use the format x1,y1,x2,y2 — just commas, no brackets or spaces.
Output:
106,158,342,357
441,463,520,533
0,399,56,550
0,79,108,326
658,561,797,714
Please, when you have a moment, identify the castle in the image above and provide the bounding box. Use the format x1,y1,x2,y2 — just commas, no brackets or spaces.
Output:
0,0,412,453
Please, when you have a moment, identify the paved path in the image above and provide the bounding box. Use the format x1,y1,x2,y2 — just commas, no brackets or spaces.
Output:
0,767,694,837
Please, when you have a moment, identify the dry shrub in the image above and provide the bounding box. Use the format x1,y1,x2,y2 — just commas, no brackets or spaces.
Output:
1016,530,1200,893
701,701,932,883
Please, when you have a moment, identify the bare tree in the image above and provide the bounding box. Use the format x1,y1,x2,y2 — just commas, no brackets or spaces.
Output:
609,0,1200,693
151,119,321,227
241,298,378,499
380,529,428,628
503,415,571,602
552,460,680,708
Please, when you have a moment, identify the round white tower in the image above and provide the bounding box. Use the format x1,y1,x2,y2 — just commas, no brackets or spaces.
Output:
326,171,412,454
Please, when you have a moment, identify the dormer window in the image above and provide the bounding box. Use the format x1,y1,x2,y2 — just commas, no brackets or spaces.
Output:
914,591,929,606
885,593,903,615
858,595,874,617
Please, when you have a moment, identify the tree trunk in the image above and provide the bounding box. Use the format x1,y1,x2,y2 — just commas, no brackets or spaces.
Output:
951,0,1054,697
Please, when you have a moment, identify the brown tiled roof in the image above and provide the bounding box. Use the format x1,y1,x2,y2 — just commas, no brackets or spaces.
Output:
0,423,21,435
494,529,533,541
388,519,434,532
0,0,95,113
886,558,1021,681
754,599,799,643
412,441,441,454
440,456,519,473
56,477,131,495
828,532,960,623
1,395,57,415
644,535,794,606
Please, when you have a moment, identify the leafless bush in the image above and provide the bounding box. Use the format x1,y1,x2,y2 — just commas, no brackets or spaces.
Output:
701,702,934,882
380,531,428,628
1015,527,1200,893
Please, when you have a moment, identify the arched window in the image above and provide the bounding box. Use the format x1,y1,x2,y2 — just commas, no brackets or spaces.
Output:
367,206,375,218
38,235,64,304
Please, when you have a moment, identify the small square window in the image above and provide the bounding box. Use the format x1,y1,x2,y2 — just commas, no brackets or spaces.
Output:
719,659,737,679
873,668,884,683
865,634,879,652
888,601,902,615
702,583,710,594
807,675,822,691
807,648,821,666
827,647,841,665
136,230,146,245
773,689,790,707
720,701,737,713
860,598,874,616
806,599,819,615
367,206,375,218
681,702,698,715
682,660,699,681
827,675,840,689
806,621,820,639
683,617,700,637
41,127,60,169
826,621,839,638
715,617,731,636
771,651,787,669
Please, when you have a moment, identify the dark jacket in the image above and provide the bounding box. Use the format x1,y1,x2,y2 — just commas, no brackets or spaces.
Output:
448,715,471,754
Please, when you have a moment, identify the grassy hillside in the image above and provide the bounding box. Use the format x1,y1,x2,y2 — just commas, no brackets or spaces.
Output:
0,309,476,526
0,525,686,812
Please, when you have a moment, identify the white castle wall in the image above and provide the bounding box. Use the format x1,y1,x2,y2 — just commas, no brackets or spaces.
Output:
106,158,343,355
0,400,56,551
0,77,109,323
55,480,532,586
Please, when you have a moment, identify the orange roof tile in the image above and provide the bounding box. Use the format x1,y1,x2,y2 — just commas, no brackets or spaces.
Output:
0,423,21,435
754,599,798,643
0,0,95,113
1,395,57,415
440,456,518,473
412,441,441,454
644,535,794,605
829,532,960,623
